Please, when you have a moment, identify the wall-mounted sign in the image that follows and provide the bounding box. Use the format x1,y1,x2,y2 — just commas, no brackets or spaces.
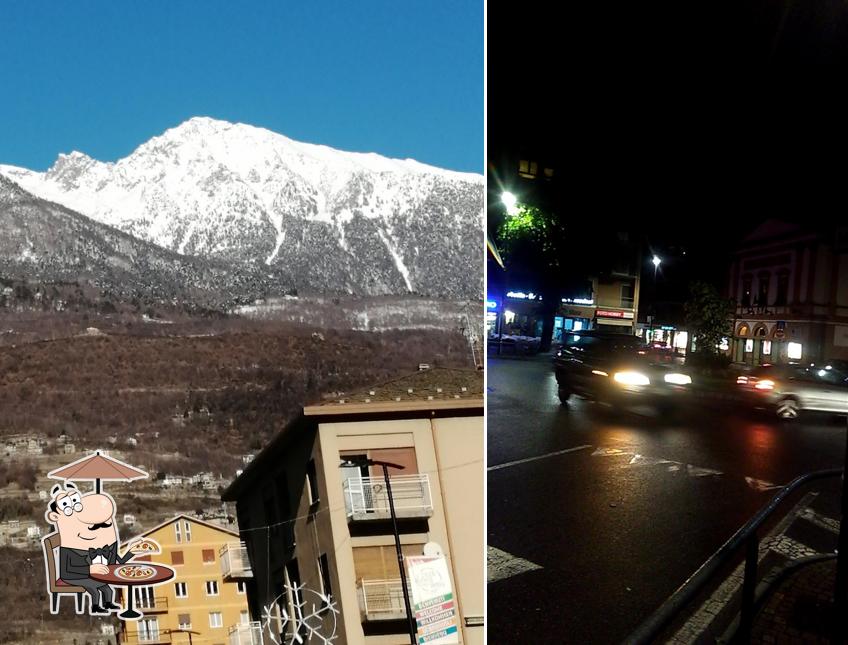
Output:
561,298,594,305
596,310,634,320
407,555,459,644
506,291,540,300
775,320,786,339
485,300,498,310
660,325,675,331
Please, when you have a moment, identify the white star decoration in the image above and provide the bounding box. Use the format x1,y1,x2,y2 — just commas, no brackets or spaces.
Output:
262,583,339,644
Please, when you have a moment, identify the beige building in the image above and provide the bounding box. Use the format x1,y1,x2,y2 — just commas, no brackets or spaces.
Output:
727,221,848,365
222,367,484,645
118,515,252,645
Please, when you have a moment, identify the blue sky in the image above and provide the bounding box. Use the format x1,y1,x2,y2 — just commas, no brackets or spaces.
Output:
0,2,482,173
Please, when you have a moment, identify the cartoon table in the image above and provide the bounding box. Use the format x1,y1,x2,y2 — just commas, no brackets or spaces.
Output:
89,563,175,620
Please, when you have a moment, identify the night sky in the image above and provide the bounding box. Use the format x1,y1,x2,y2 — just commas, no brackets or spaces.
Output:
488,0,848,301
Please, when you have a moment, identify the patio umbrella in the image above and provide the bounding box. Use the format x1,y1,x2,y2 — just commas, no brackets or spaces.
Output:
47,451,148,493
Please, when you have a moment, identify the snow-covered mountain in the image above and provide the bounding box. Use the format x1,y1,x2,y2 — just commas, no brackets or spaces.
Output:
0,117,483,298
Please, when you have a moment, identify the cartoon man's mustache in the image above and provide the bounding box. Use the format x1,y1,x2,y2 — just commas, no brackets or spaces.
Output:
88,521,113,530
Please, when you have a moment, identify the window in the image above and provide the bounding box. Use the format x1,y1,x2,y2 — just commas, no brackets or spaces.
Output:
184,521,191,543
171,550,184,566
306,460,319,506
178,614,191,630
318,554,332,602
138,618,159,642
134,587,155,609
518,159,538,179
206,580,219,596
209,612,223,628
543,167,554,180
203,549,215,564
237,581,247,594
175,582,188,598
620,283,634,308
763,341,772,356
745,339,754,353
175,522,181,543
776,270,790,306
741,275,752,307
757,272,770,308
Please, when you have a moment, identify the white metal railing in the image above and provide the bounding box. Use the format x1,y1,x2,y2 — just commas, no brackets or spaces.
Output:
343,474,433,519
220,542,253,578
357,578,412,620
228,621,263,645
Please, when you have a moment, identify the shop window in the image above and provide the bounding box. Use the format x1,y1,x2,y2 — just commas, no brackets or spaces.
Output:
745,339,754,353
763,341,772,356
788,342,803,360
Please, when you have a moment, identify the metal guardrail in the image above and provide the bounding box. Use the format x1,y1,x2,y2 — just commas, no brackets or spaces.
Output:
343,474,433,519
624,468,843,645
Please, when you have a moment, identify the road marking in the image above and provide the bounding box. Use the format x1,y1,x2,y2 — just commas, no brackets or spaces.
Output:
686,465,723,478
745,476,782,492
487,546,542,583
487,445,592,471
798,507,841,534
592,447,628,457
627,454,676,467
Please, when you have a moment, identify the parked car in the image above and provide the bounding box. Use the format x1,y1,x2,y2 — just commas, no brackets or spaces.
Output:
554,330,694,412
735,362,848,419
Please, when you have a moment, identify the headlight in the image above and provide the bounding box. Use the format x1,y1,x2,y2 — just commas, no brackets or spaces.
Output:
664,373,692,385
613,371,650,386
754,379,775,390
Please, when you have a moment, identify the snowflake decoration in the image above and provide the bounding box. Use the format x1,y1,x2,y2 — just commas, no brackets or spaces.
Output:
262,582,339,645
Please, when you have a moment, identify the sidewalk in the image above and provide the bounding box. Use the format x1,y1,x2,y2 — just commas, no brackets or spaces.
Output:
750,558,842,645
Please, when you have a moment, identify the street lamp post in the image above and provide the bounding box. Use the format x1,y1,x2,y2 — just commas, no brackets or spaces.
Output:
649,256,661,341
341,458,417,645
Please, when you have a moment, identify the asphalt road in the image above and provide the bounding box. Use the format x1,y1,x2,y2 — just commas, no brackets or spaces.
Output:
487,354,847,644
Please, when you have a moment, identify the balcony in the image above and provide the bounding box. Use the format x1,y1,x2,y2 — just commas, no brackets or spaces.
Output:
229,621,264,645
135,596,168,614
357,578,413,622
125,630,171,644
220,542,253,579
343,474,433,521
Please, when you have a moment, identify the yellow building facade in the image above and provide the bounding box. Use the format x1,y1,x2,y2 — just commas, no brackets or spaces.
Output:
119,515,251,645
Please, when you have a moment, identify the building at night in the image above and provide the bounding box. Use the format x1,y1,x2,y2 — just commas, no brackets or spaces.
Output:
727,220,848,365
222,367,484,645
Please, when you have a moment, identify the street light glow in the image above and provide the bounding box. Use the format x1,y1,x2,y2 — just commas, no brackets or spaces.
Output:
652,255,661,268
501,191,519,216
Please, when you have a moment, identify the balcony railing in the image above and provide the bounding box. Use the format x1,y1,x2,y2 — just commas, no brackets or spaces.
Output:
135,595,168,613
343,474,433,521
220,542,253,579
357,578,412,622
125,630,171,644
228,621,264,645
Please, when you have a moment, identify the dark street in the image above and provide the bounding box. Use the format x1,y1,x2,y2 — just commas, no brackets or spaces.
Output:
486,354,846,644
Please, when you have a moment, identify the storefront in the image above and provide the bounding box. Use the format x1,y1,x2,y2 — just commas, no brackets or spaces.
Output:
640,325,690,355
555,301,596,343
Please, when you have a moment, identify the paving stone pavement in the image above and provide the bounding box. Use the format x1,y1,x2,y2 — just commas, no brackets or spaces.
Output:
750,559,841,645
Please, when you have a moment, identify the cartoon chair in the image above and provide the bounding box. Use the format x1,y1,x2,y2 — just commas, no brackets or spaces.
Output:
42,532,86,614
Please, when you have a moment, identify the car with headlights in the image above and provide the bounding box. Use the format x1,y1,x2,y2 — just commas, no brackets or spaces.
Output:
735,362,848,419
553,330,694,412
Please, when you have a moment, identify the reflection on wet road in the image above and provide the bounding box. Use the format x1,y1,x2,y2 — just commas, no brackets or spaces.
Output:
487,355,846,644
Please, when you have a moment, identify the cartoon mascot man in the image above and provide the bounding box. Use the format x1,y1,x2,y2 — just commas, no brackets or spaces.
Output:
46,481,137,615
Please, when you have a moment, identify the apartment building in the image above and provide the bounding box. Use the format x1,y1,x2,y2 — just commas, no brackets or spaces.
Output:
222,367,484,645
727,220,848,365
118,515,252,645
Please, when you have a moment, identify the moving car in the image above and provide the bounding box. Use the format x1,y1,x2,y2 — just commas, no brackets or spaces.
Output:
554,330,694,412
735,362,848,419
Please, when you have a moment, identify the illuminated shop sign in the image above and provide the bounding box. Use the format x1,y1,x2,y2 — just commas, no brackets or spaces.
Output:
506,291,540,300
596,310,634,319
561,298,594,305
486,300,498,310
